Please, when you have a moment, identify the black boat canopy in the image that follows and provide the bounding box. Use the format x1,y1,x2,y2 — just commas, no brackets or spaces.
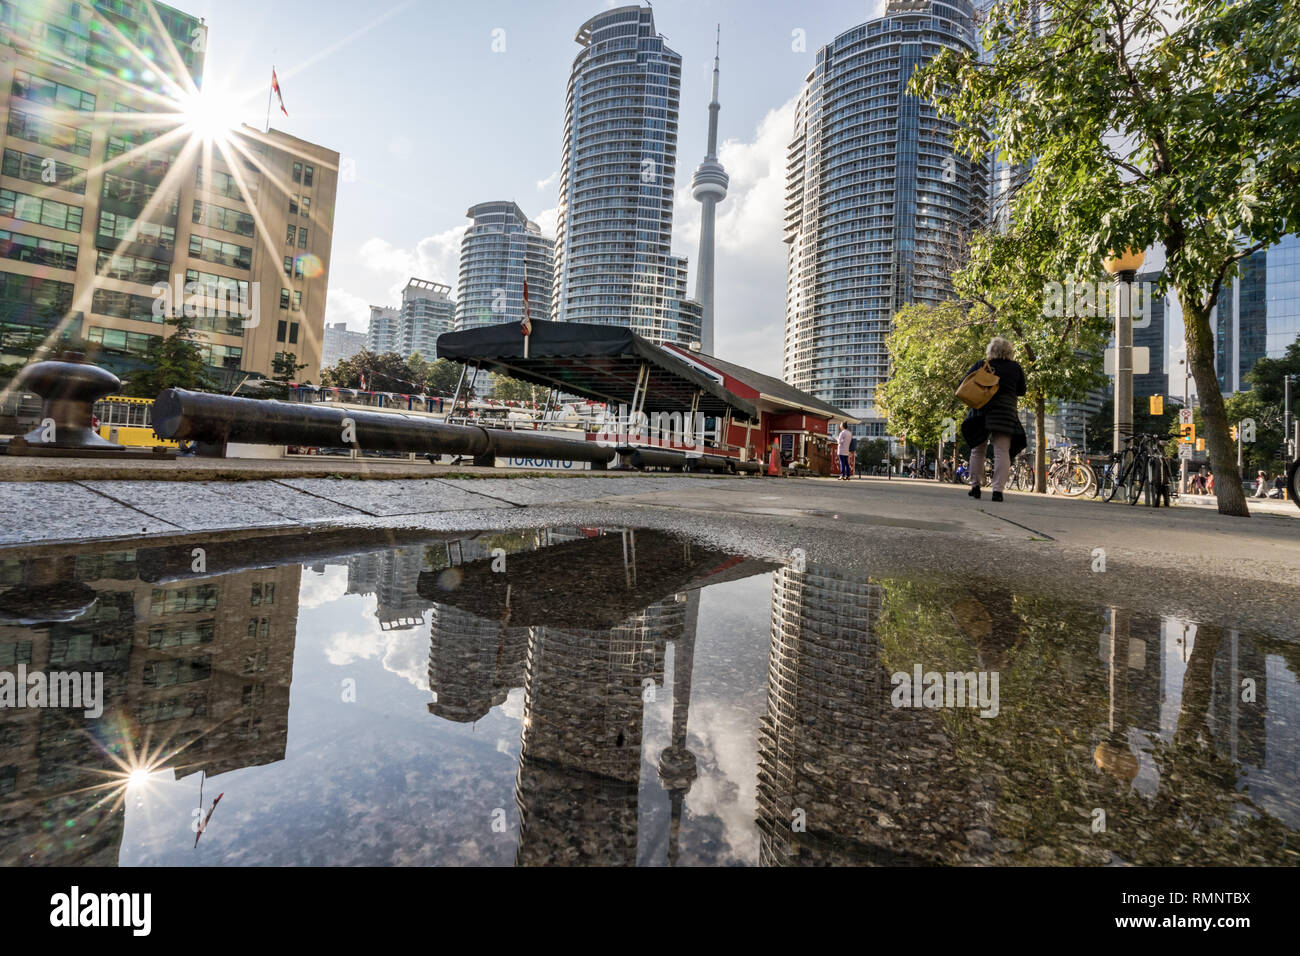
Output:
436,319,759,421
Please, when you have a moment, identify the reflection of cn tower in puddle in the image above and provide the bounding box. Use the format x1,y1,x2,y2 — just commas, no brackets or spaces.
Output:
657,590,700,867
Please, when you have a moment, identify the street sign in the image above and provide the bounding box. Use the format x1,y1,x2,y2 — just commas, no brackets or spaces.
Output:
1103,346,1151,375
1179,408,1194,425
1179,443,1194,460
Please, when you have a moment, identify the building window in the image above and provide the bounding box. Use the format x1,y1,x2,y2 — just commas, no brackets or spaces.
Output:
303,165,314,188
292,162,302,183
292,291,302,312
2,148,85,194
3,229,79,270
1,189,83,232
301,196,310,218
293,257,304,278
276,319,287,342
286,224,296,245
288,194,298,216
279,288,290,310
250,582,275,606
283,255,293,277
288,322,299,345
297,227,307,248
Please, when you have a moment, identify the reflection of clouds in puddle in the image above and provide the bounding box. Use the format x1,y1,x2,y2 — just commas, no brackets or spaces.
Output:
499,686,525,722
299,566,348,609
325,615,430,692
677,697,761,864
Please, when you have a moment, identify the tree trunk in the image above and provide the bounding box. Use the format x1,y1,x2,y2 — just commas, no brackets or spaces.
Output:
1181,295,1250,516
1034,393,1047,492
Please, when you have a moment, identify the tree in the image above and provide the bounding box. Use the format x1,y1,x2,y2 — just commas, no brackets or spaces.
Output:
321,350,421,391
856,438,891,474
490,372,543,404
915,0,1300,515
125,314,216,398
408,355,465,396
256,351,309,400
879,300,988,453
955,222,1112,491
1244,337,1300,463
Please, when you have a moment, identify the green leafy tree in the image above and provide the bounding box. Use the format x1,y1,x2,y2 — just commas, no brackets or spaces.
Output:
956,223,1111,491
321,350,422,391
490,372,543,404
915,0,1300,515
125,314,215,398
879,300,988,453
407,355,464,396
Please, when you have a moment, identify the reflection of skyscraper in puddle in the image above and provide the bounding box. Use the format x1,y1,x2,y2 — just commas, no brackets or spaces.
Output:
426,604,529,723
513,601,680,867
1207,629,1267,768
757,567,983,865
345,548,431,630
0,548,300,865
419,528,759,865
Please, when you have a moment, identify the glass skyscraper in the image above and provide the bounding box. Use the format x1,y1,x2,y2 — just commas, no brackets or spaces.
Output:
783,0,988,434
456,201,554,333
1215,235,1300,393
552,5,700,346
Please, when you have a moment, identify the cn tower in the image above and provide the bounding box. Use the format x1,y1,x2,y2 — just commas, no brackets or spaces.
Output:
690,26,728,355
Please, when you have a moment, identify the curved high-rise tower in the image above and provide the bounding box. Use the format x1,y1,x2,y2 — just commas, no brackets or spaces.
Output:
552,5,700,346
690,27,728,355
783,0,987,434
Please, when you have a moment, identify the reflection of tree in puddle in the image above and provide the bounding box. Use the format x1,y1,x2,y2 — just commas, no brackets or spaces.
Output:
871,578,1299,865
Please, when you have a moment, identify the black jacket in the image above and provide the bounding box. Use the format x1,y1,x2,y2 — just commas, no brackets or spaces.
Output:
961,358,1027,459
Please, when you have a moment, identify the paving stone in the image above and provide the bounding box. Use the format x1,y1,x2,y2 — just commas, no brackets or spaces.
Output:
79,480,296,531
0,481,180,545
277,477,511,516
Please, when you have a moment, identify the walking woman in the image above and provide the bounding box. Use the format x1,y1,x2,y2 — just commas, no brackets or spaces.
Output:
960,336,1027,502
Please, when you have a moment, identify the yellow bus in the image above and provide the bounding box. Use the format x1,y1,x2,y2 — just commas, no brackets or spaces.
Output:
92,395,178,448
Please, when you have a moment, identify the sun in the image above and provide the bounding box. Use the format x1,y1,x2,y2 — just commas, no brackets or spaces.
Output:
179,86,244,143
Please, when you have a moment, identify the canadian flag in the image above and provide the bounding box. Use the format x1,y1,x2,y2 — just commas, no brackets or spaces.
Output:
521,279,532,336
359,373,367,391
271,67,288,117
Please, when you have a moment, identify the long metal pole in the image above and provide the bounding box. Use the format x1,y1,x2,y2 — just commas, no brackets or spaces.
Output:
1114,274,1134,453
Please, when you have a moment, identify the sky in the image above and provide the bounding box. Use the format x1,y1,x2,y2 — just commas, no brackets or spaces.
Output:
182,0,893,376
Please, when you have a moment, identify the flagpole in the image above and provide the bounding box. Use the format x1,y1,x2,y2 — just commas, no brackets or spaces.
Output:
265,65,274,133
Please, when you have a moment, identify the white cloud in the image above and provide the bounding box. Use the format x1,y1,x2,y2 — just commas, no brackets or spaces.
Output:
532,205,558,239
535,169,559,191
324,287,372,333
357,225,467,301
299,566,349,609
672,97,798,377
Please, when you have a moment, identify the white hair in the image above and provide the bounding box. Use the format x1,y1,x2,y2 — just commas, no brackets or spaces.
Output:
986,336,1014,360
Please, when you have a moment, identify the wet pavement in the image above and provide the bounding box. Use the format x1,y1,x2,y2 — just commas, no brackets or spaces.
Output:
0,523,1296,866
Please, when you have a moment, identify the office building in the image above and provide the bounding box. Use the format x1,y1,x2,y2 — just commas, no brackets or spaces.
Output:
783,0,988,435
552,5,701,346
456,201,553,332
321,320,365,368
0,0,339,387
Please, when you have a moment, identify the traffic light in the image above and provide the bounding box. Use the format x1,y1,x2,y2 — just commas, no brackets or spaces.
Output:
1149,395,1164,416
1196,438,1206,451
1179,422,1195,444
1230,425,1238,441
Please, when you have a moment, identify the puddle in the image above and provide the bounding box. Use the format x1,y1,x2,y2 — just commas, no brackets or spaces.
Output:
0,527,1296,866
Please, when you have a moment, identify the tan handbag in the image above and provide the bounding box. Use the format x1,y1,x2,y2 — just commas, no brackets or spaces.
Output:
956,360,1001,409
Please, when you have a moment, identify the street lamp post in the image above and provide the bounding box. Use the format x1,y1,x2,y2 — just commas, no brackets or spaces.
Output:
1103,249,1146,456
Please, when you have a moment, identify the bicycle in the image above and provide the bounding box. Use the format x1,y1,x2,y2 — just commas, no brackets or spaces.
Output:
1009,453,1035,492
1048,443,1096,497
1108,433,1173,506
